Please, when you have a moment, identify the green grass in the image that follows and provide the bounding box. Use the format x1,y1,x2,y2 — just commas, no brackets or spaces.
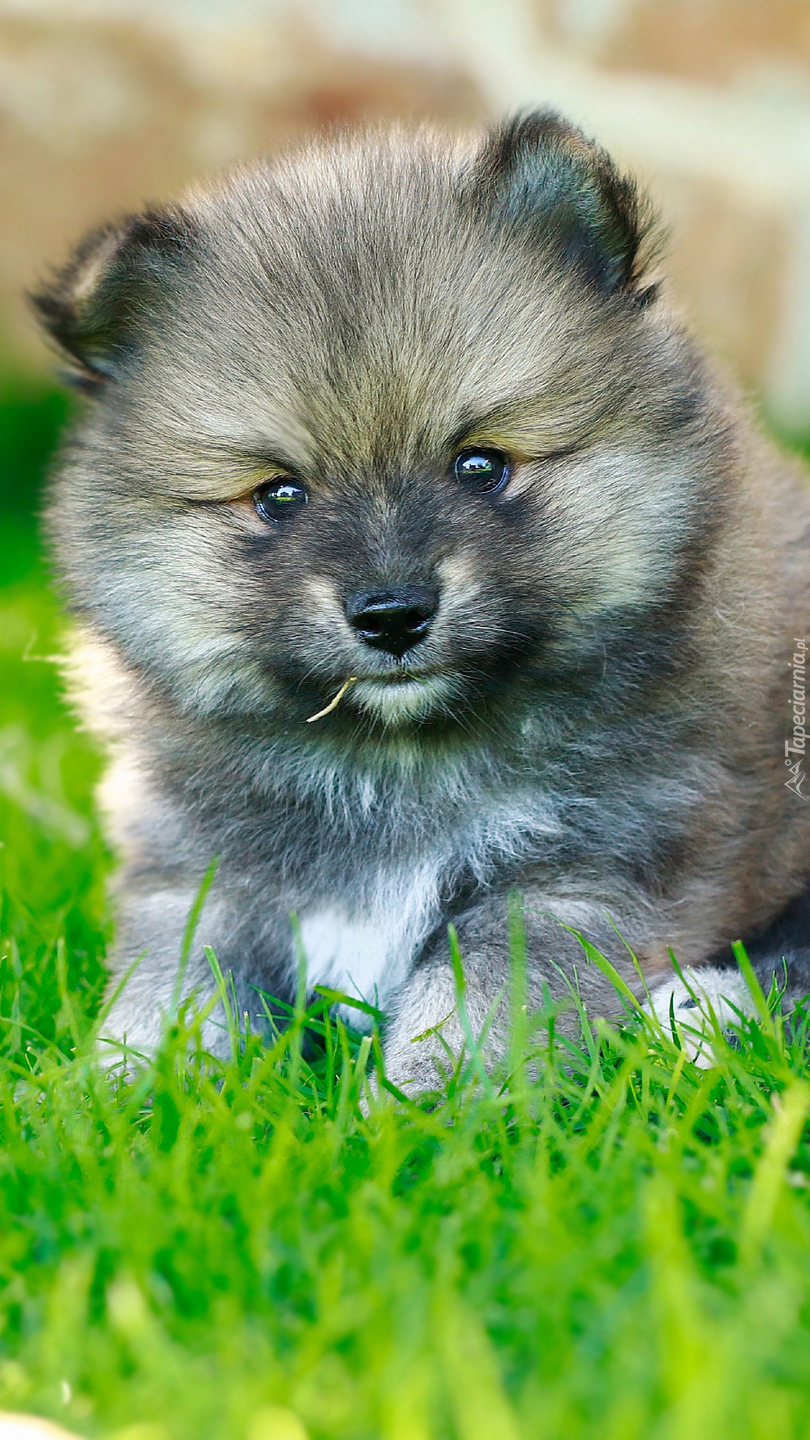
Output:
2,380,810,1440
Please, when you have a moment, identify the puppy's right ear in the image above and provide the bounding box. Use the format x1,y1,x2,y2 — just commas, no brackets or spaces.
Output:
30,207,198,391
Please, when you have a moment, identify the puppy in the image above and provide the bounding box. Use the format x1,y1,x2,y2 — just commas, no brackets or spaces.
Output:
33,113,810,1086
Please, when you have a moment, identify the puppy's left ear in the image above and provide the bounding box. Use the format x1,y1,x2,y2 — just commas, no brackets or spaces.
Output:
473,111,658,301
30,205,198,390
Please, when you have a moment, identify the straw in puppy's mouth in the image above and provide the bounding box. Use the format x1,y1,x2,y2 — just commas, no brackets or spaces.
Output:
305,676,358,723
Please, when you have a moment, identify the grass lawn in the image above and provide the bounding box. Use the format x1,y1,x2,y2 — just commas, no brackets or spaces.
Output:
2,378,810,1440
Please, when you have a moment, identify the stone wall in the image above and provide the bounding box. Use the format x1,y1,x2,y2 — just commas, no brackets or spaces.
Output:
2,0,809,429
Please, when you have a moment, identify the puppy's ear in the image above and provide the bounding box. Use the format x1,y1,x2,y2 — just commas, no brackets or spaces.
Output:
474,111,658,300
30,207,198,389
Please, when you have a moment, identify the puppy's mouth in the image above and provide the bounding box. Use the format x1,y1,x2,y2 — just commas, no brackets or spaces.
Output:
350,671,458,725
302,664,458,727
357,667,433,685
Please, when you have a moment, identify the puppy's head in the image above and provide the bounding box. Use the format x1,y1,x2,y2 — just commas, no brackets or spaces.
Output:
35,113,721,743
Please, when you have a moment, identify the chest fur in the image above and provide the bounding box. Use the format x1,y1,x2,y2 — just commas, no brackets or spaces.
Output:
298,859,444,1019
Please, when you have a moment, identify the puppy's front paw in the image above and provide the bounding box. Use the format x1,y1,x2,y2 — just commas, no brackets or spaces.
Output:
380,1044,450,1100
646,966,755,1067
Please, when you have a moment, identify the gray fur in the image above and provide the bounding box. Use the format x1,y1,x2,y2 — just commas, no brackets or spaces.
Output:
33,113,810,1088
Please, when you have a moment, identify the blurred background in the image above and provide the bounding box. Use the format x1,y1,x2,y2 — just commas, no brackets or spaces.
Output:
2,0,810,429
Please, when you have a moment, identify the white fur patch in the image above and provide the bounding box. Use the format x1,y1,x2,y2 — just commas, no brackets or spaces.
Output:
646,965,755,1067
299,862,442,1022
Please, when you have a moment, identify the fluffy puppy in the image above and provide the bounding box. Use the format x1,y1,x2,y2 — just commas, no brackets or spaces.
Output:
33,113,810,1086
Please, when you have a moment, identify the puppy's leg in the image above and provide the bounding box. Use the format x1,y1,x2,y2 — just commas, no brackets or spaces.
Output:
647,880,810,1067
381,894,644,1095
100,883,293,1065
99,885,229,1063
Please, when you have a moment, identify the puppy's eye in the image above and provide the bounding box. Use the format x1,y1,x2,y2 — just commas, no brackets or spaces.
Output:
452,448,510,494
253,479,308,523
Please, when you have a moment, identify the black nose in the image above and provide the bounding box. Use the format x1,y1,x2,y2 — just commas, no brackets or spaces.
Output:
346,587,438,658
